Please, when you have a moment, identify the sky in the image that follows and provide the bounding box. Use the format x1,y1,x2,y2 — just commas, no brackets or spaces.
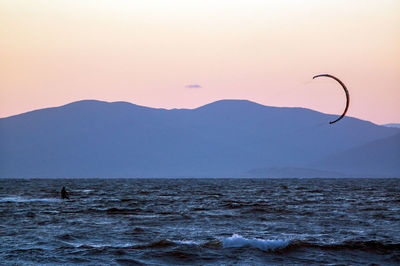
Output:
0,0,399,124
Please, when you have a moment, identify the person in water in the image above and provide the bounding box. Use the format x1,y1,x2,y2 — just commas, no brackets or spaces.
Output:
61,186,69,199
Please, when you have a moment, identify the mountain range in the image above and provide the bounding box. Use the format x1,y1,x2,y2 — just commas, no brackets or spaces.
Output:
0,100,399,178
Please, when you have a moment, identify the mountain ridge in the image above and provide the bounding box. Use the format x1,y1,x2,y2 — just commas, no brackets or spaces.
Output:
310,132,400,177
0,99,398,178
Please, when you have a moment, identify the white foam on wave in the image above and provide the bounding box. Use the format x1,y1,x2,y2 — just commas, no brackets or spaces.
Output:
64,241,134,248
173,239,199,245
222,234,290,251
74,189,93,193
0,196,61,203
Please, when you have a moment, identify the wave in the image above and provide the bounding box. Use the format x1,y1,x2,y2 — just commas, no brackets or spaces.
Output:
222,236,400,253
65,241,135,249
68,237,288,251
288,240,400,252
173,240,199,245
0,196,61,203
79,207,144,215
148,239,199,248
106,207,141,215
209,236,399,253
222,234,290,251
63,236,400,254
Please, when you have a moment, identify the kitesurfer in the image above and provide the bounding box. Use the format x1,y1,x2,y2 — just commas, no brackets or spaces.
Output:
61,186,69,199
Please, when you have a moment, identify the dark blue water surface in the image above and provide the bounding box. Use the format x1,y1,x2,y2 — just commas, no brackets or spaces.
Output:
1,178,399,265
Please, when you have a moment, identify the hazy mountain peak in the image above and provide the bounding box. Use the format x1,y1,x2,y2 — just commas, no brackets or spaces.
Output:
195,99,271,111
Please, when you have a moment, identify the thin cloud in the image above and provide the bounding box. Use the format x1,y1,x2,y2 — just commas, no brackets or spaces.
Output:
185,84,202,89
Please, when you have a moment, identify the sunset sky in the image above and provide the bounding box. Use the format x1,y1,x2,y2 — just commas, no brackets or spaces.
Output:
1,0,399,124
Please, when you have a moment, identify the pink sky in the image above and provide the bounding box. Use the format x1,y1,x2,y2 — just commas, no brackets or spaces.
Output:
1,0,399,124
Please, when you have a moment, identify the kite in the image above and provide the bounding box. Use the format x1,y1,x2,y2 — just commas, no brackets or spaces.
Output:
313,74,350,124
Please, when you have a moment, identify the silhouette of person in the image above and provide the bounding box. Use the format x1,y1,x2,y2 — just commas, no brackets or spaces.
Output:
61,186,69,199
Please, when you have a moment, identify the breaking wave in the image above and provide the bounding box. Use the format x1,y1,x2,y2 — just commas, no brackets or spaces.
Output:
221,234,290,251
62,236,399,254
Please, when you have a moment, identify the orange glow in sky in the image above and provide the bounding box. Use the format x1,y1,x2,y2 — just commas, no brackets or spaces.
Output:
1,0,399,124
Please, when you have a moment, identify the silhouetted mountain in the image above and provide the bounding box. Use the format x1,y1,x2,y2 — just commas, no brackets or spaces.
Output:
244,167,348,178
0,100,398,177
310,133,400,177
383,123,400,129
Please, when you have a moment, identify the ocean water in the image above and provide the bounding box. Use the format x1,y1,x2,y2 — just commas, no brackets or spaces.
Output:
0,178,399,265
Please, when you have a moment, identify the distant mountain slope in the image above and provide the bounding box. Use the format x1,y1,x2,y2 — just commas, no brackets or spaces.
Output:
311,133,400,177
0,99,398,177
244,167,348,178
383,123,400,129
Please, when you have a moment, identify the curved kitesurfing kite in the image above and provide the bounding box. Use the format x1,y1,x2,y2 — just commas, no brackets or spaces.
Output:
313,74,350,124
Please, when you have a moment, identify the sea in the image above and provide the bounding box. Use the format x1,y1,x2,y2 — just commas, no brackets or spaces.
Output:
1,178,399,265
